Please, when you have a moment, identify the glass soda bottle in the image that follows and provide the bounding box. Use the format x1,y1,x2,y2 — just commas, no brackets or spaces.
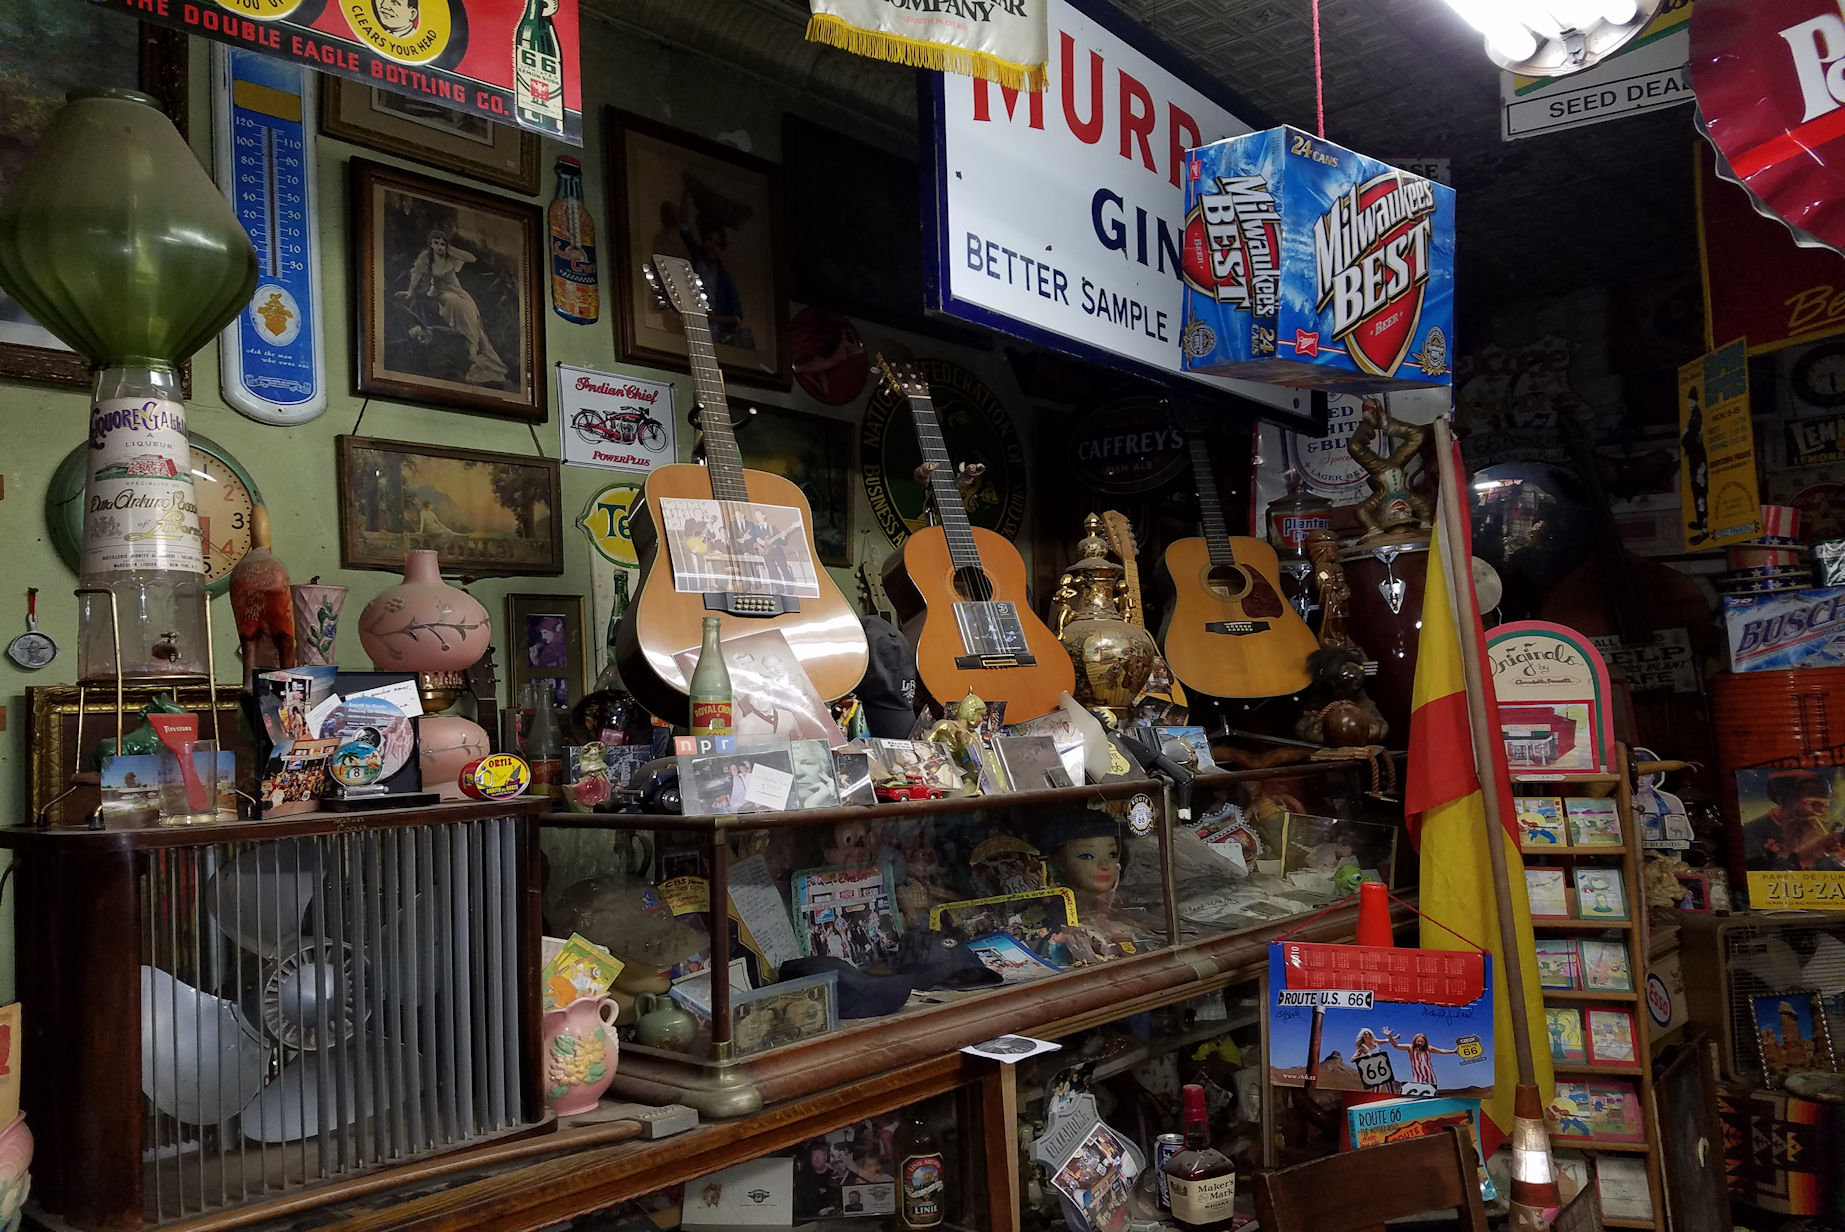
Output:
513,0,564,134
548,155,598,324
688,616,732,736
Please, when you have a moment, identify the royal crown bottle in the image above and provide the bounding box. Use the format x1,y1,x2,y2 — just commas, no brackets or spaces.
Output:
688,616,732,736
514,0,565,134
523,681,563,799
548,155,598,324
1162,1083,1237,1230
0,89,257,682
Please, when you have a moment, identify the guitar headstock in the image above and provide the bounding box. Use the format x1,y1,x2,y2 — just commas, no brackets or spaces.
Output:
875,353,930,399
644,253,708,318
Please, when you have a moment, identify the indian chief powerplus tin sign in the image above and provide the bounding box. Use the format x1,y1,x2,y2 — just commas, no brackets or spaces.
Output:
1179,127,1456,391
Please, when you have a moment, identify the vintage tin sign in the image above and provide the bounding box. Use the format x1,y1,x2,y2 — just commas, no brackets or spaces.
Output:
1181,127,1456,392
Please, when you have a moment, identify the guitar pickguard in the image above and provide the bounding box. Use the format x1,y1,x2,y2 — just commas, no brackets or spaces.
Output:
1240,570,1284,619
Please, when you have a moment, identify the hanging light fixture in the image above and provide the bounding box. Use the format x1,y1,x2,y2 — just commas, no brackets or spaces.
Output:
1440,0,1661,77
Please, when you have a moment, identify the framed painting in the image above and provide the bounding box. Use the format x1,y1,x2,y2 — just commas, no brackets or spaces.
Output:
605,108,789,388
320,76,541,196
0,15,186,387
735,404,852,566
351,159,546,419
336,435,562,575
506,592,587,711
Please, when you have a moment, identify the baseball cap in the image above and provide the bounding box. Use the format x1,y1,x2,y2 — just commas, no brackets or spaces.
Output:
858,616,918,738
897,927,1004,991
779,955,915,1019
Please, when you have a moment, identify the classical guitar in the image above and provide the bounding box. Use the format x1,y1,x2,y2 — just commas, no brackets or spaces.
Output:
875,356,1075,721
614,255,868,718
1160,432,1318,698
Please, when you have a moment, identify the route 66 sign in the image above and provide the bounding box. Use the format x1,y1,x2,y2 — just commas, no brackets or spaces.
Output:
577,480,642,567
1355,1051,1396,1090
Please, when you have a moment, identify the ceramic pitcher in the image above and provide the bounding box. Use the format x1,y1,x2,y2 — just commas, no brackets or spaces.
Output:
541,995,618,1116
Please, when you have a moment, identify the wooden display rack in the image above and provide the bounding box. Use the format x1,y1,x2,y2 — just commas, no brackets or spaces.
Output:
1516,745,1666,1228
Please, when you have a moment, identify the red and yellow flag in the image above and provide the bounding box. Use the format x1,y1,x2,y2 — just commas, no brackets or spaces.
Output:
1405,448,1552,1153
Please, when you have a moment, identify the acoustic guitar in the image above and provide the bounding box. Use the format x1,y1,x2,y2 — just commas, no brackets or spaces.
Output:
614,255,868,719
875,356,1075,721
1160,432,1318,698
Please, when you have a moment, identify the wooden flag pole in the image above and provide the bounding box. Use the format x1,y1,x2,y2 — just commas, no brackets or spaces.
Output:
1432,417,1538,1091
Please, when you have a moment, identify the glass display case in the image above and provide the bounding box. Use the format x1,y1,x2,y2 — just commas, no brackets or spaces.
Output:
537,755,1400,1119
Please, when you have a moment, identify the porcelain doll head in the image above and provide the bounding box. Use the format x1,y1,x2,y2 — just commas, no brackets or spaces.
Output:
1045,815,1123,906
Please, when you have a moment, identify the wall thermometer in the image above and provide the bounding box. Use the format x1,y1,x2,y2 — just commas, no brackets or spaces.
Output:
213,45,327,425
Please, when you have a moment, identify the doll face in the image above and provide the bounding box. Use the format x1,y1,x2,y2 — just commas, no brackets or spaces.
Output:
1057,835,1120,898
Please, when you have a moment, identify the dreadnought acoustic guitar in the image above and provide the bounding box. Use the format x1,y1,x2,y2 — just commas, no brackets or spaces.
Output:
614,255,868,718
1160,432,1318,698
875,356,1074,721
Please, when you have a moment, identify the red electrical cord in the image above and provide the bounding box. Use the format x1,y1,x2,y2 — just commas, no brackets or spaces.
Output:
1312,0,1326,137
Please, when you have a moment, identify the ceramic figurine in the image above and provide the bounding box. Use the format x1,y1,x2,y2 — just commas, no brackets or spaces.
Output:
228,505,296,690
291,578,347,667
924,693,988,791
1304,529,1363,656
1294,646,1388,747
542,995,619,1115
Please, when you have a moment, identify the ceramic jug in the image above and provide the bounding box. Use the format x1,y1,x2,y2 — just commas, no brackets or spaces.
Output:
358,550,491,672
541,995,618,1116
633,992,696,1052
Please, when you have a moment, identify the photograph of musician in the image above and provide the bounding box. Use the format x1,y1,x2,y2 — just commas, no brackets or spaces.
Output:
1743,770,1845,872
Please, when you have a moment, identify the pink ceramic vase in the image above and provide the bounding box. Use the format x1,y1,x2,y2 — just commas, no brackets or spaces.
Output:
358,550,491,673
0,1112,31,1230
418,715,492,801
542,995,619,1115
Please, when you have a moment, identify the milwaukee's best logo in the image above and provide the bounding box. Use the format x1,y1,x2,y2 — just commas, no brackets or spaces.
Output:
1181,175,1282,317
1783,5,1845,122
1311,173,1437,376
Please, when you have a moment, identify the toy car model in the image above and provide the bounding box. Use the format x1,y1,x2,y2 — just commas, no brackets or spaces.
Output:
875,774,945,803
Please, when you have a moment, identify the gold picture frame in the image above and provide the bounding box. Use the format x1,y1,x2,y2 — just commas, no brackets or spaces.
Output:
320,76,542,196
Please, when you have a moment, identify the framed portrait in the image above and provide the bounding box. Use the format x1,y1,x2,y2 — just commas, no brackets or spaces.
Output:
736,405,852,565
351,159,546,419
336,435,562,575
1751,988,1837,1086
605,108,789,388
0,16,186,387
506,592,587,711
320,76,541,195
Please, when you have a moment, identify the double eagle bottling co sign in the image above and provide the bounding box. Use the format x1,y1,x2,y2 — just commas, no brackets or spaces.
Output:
101,0,583,144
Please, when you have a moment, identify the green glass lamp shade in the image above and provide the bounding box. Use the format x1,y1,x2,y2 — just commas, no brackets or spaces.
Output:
0,88,258,368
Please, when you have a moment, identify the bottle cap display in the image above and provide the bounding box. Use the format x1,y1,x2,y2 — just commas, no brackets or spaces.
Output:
459,753,532,801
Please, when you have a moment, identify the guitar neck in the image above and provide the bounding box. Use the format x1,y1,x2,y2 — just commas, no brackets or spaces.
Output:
1103,511,1144,629
906,391,984,573
1188,436,1238,567
683,311,749,503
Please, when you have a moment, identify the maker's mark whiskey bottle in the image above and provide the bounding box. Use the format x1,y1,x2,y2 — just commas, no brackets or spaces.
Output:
1161,1083,1236,1230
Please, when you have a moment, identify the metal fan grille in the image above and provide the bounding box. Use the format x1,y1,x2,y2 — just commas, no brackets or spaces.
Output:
1720,917,1845,1084
140,816,525,1222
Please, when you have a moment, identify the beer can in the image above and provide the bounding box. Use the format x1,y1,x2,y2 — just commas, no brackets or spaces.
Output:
1154,1133,1184,1210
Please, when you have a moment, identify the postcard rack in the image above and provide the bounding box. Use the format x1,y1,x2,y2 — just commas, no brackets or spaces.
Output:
1514,744,1667,1228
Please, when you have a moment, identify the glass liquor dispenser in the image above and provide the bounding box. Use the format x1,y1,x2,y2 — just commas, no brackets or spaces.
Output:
0,89,258,683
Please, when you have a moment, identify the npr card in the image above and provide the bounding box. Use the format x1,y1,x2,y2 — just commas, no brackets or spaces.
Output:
1180,127,1455,391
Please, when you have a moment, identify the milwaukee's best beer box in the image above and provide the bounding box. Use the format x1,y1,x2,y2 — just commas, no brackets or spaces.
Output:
1179,126,1455,392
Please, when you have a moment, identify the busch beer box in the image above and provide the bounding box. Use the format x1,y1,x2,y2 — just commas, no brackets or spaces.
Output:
1724,587,1845,672
1180,127,1455,392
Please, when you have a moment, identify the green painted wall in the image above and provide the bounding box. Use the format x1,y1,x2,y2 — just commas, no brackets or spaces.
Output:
0,20,1040,998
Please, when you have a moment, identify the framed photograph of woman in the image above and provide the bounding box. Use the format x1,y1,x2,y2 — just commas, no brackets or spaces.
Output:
506,593,587,711
606,108,789,388
351,159,546,419
0,15,186,386
336,435,562,575
320,76,541,195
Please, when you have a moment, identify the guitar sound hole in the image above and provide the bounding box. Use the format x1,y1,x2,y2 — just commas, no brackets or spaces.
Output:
1205,564,1253,602
953,567,995,602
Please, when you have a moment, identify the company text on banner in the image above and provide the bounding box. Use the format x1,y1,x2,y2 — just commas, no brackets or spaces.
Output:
95,0,583,145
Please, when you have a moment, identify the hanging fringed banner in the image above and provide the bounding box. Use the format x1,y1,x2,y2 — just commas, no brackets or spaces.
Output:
806,0,1048,92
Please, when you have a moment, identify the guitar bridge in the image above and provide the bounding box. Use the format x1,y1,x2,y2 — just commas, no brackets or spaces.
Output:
704,593,800,617
954,653,1038,670
1205,620,1270,636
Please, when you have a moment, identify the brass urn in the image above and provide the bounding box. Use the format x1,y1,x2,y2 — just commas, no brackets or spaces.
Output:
1053,514,1158,717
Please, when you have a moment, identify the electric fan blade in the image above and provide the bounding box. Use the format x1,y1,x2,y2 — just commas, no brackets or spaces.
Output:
206,838,319,957
140,966,268,1126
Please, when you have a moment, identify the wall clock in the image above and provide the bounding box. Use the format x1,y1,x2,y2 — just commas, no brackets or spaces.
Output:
47,433,262,596
1792,341,1845,410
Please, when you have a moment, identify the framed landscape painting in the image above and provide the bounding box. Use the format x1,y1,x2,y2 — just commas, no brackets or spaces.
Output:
337,435,562,575
351,159,546,419
0,14,186,386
